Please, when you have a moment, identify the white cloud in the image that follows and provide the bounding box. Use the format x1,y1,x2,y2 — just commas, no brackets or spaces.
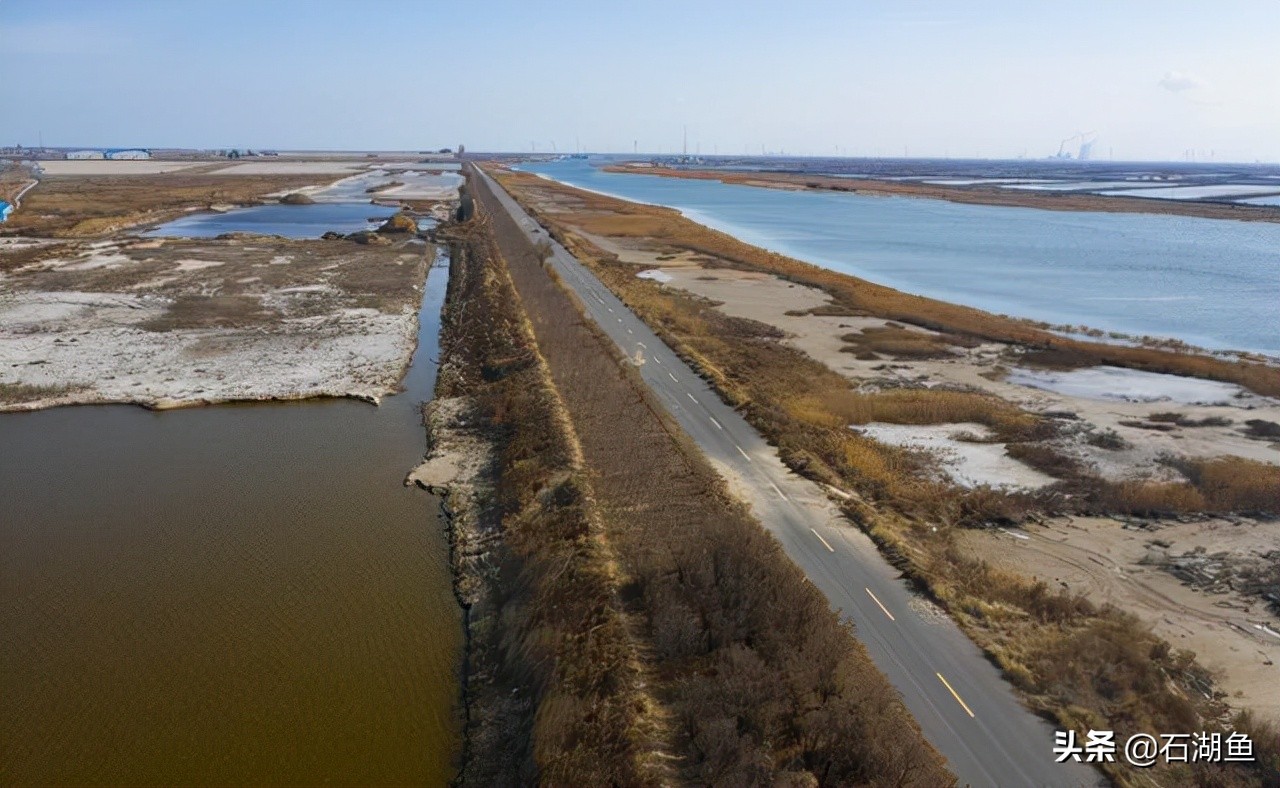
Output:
1159,70,1206,92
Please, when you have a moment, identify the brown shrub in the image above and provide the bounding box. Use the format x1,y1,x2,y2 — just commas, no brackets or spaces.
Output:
438,218,654,786
1086,428,1130,450
475,171,954,786
840,326,968,359
1016,345,1099,369
793,387,1045,442
0,381,83,405
1094,480,1207,515
1175,456,1280,514
490,167,1278,785
1148,411,1233,428
1119,419,1177,432
1005,442,1086,480
377,211,417,233
1244,419,1280,439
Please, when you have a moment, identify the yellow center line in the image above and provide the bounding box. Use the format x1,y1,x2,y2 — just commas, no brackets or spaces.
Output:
809,528,835,552
936,673,976,718
865,587,895,621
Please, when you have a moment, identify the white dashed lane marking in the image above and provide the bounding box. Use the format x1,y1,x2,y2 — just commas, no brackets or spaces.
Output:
865,587,895,621
809,528,835,552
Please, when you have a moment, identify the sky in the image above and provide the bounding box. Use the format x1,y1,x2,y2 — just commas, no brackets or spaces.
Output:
2,0,1278,162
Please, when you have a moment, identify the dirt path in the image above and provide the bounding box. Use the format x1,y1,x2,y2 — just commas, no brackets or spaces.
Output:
959,517,1279,719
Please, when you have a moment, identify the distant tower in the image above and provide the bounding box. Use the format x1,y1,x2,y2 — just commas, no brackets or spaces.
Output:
457,144,465,156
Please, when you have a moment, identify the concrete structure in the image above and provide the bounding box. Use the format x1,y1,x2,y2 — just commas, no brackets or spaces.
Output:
105,149,151,160
66,150,105,160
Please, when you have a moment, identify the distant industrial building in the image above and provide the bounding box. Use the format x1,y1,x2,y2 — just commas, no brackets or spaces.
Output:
105,149,151,160
66,150,105,160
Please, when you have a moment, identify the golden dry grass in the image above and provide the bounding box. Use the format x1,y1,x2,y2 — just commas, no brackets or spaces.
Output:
0,381,83,405
1178,456,1280,512
840,325,980,359
492,167,1280,786
435,218,660,786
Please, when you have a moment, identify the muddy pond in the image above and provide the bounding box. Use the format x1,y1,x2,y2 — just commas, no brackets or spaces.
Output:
1,207,460,783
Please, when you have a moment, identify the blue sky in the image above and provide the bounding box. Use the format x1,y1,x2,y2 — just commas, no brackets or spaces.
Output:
2,0,1277,161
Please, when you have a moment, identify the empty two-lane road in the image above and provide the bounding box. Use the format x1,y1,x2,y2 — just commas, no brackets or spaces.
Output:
475,165,1102,788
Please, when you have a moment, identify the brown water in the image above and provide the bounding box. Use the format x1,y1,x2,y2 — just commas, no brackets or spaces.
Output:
0,254,459,785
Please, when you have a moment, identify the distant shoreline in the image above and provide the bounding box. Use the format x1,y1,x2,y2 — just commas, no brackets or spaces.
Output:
603,164,1280,224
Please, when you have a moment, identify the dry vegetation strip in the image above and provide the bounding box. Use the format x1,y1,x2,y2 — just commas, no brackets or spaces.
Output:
433,218,660,785
473,170,955,785
491,168,1280,786
608,165,1280,225
0,163,37,204
0,173,328,237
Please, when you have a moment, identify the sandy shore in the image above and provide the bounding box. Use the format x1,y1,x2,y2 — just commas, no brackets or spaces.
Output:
0,235,430,411
958,516,1279,720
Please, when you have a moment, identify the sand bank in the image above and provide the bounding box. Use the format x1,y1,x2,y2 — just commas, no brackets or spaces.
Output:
607,164,1280,224
959,516,1279,720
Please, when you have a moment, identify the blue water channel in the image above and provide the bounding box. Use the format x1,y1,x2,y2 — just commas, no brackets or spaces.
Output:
147,201,398,239
523,160,1280,355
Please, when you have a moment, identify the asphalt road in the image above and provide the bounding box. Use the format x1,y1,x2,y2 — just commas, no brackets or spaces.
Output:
476,165,1104,788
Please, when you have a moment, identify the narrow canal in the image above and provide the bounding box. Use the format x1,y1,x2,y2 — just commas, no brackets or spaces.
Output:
1,245,460,784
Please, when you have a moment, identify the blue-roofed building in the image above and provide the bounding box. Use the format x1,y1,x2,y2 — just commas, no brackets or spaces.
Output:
0,201,12,222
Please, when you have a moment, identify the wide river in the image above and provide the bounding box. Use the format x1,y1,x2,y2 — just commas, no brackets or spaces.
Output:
1,212,459,784
523,160,1280,356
